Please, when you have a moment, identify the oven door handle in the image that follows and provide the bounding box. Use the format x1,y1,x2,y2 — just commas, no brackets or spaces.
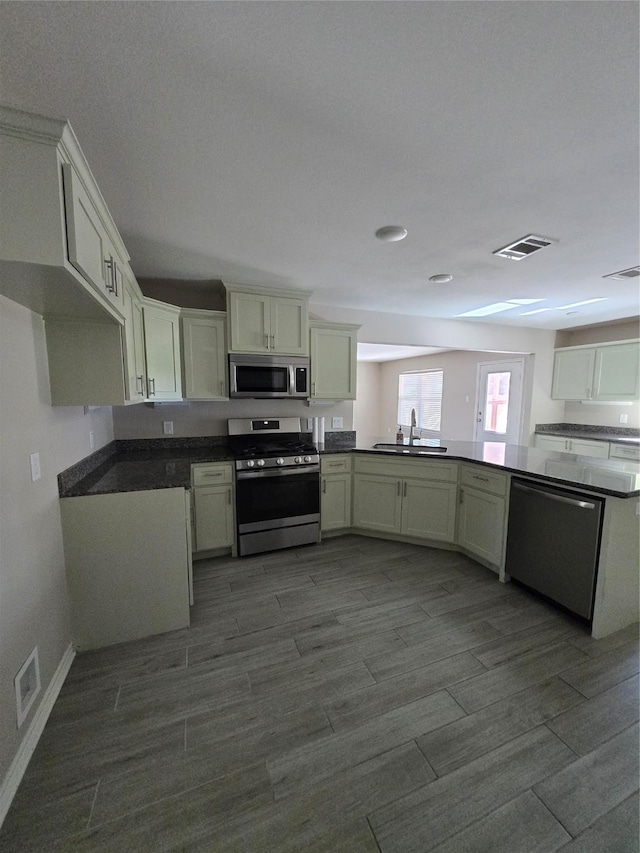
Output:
237,467,319,480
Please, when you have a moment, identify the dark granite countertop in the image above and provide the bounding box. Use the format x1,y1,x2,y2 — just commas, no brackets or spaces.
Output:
60,433,640,500
319,436,640,498
535,423,640,445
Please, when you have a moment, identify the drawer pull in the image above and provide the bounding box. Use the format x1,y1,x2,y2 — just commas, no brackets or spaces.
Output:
202,472,223,478
328,462,342,467
473,474,489,482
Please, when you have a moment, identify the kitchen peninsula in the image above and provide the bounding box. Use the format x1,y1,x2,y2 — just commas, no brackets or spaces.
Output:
59,434,639,647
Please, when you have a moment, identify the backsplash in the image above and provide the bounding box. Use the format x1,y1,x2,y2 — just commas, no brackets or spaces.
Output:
535,423,640,438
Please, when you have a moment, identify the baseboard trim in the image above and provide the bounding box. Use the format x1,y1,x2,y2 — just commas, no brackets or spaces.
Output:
0,642,75,827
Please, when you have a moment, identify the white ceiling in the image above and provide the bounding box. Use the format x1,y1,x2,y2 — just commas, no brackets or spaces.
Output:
1,1,638,331
358,344,451,363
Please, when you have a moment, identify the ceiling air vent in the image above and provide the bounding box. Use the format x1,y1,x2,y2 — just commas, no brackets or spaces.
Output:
602,266,640,281
493,234,556,261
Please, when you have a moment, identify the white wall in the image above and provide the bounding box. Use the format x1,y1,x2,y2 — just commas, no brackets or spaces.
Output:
353,361,382,436
0,296,114,788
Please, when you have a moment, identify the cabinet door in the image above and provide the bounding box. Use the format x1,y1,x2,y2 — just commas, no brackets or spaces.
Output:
143,303,182,400
122,277,146,401
458,487,506,569
61,163,124,313
593,343,640,401
551,348,595,400
401,479,457,542
270,296,308,355
310,325,357,400
194,485,234,551
569,439,610,459
228,291,270,353
321,474,352,531
353,474,401,533
182,315,227,400
535,435,568,452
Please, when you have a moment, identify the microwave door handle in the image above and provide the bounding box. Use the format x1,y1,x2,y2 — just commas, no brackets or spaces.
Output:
229,364,238,396
289,364,295,396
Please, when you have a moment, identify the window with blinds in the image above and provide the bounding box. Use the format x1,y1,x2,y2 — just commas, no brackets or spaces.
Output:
398,369,444,432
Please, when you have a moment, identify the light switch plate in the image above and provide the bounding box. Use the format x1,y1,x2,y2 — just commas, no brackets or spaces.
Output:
30,452,41,482
332,417,343,429
163,421,174,435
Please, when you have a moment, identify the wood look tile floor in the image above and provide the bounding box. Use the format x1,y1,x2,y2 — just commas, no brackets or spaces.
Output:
2,535,639,852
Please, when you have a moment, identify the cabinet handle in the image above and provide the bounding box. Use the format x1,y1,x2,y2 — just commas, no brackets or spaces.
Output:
136,375,145,396
227,490,232,505
322,480,327,493
203,472,223,478
397,481,401,496
148,377,156,396
265,334,270,349
459,489,464,504
472,474,489,482
312,382,316,395
271,334,276,349
104,257,119,295
328,462,342,467
403,482,407,498
220,380,225,396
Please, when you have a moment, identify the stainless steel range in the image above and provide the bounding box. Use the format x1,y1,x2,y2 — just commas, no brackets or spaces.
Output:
228,418,320,557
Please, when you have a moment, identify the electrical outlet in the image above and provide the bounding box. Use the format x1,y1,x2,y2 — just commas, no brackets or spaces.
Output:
89,431,95,450
163,421,174,435
29,452,41,482
306,418,313,430
619,413,629,424
332,416,343,429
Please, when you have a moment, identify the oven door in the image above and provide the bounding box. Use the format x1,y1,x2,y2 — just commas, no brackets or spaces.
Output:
236,468,320,533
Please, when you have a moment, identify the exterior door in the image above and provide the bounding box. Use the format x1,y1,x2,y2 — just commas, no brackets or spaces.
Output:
474,359,524,445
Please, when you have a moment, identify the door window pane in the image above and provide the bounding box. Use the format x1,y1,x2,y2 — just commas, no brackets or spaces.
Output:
483,372,511,434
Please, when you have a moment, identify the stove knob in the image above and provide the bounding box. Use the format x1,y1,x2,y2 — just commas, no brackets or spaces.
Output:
276,457,285,466
256,459,265,467
246,459,255,468
294,456,302,464
304,455,312,463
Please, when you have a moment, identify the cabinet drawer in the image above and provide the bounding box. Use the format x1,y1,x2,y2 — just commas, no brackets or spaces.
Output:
321,454,352,474
609,443,640,461
460,464,508,496
354,455,457,482
192,463,233,487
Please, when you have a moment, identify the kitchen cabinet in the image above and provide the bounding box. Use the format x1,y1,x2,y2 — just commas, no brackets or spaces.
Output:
552,340,640,402
321,455,352,531
122,271,147,402
142,299,183,401
535,434,610,459
61,163,125,314
181,309,228,400
609,443,640,462
457,464,508,572
191,463,235,552
225,284,309,355
59,488,191,650
310,322,359,400
353,456,457,543
0,105,126,323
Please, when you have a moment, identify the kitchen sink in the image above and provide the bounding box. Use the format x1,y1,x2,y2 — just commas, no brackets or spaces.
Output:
372,443,448,454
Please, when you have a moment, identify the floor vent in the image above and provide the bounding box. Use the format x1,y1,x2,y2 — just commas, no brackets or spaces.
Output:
15,647,41,728
602,265,640,281
493,234,556,261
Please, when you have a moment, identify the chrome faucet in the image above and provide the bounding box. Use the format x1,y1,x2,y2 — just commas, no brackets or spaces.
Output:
410,408,418,444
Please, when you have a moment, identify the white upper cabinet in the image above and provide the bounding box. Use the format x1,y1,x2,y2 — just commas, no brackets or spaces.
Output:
593,343,640,401
0,105,128,323
142,299,183,401
181,309,228,400
552,340,640,402
122,271,147,402
310,322,360,400
225,283,309,355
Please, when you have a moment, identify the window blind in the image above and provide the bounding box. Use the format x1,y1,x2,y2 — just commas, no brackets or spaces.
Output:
398,369,443,431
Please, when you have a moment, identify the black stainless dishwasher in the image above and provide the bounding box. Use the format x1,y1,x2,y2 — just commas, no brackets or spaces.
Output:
505,478,605,620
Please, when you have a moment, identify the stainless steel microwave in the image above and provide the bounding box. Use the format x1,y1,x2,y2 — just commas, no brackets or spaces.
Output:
229,354,309,398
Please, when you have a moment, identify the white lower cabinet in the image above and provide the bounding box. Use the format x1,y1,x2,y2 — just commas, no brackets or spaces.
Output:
59,488,191,650
457,464,508,571
321,455,352,531
535,434,611,459
352,456,457,543
191,463,235,552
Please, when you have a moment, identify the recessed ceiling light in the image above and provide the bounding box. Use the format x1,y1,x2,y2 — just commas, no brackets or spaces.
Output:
428,274,453,284
555,298,607,310
375,225,408,242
